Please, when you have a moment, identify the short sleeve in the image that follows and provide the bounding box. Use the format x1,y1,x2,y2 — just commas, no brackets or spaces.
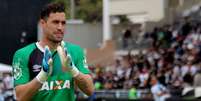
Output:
75,48,90,74
12,50,30,87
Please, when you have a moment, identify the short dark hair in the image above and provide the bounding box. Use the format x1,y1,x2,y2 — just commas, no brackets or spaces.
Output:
40,2,65,20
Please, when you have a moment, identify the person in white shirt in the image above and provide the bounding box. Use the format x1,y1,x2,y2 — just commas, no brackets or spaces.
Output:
150,75,170,101
181,60,197,77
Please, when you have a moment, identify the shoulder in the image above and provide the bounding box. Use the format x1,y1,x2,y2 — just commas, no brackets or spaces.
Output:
13,43,36,58
151,86,156,93
151,84,159,92
64,42,84,53
65,42,83,50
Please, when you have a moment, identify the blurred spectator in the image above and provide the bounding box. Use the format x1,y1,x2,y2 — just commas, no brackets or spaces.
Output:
122,29,133,49
139,67,149,88
2,73,13,101
181,60,197,77
128,86,138,99
0,82,4,101
182,73,194,99
194,69,201,87
150,75,171,101
150,27,159,47
181,16,192,37
3,73,13,90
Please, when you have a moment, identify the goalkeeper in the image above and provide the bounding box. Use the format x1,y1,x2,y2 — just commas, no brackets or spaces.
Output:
12,2,94,101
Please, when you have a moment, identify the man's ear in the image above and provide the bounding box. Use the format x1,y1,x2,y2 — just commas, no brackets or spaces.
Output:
40,19,46,27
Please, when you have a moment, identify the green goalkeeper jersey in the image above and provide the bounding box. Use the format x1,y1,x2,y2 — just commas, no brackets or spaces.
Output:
12,42,90,101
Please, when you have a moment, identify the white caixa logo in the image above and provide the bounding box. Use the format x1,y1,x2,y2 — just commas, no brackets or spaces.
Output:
39,80,70,91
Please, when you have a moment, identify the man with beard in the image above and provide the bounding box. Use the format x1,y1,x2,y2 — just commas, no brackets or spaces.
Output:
12,2,94,101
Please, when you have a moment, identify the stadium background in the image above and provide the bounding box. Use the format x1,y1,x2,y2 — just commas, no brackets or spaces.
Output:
0,0,201,101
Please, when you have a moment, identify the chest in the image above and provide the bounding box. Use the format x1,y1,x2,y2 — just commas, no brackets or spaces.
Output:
28,48,75,81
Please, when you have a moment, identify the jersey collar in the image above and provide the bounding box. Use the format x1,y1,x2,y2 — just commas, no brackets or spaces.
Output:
36,41,68,53
36,42,45,53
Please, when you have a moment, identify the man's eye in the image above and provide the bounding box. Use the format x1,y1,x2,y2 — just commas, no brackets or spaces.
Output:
53,20,59,24
62,21,66,25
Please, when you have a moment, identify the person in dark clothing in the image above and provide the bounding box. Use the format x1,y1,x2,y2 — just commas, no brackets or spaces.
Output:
122,29,133,49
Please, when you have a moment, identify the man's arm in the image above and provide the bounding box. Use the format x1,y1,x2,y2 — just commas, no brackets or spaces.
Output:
14,46,53,101
74,73,94,96
15,78,42,101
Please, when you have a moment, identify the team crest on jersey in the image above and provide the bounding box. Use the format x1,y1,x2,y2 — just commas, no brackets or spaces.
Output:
13,59,22,80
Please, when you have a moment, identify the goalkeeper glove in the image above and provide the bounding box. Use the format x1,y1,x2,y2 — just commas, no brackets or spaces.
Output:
57,41,79,77
36,46,53,84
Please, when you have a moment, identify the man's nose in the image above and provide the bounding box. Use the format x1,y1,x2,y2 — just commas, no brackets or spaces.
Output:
57,23,63,30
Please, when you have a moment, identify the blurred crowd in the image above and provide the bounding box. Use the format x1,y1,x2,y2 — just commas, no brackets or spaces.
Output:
0,73,14,101
91,17,201,99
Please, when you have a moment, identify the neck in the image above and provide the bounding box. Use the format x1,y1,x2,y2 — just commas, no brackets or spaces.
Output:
39,38,60,51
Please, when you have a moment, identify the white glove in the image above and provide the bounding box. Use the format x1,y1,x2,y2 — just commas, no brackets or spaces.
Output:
57,41,79,77
36,46,53,84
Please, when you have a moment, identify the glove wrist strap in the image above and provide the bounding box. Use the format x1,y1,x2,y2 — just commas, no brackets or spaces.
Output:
69,66,80,77
36,69,48,84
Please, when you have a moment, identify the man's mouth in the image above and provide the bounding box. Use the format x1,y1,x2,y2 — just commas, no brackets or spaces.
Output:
55,32,64,37
55,31,63,35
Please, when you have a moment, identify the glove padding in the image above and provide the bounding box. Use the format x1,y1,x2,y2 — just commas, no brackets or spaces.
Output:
57,41,79,77
36,46,53,84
